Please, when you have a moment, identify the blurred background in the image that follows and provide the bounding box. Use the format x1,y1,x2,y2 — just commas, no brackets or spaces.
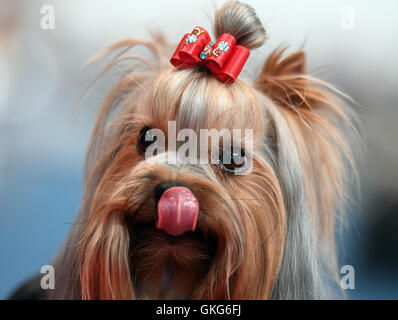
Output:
0,0,397,299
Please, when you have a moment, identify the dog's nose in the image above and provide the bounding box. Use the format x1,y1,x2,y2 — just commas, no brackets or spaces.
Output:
154,182,199,237
154,181,180,203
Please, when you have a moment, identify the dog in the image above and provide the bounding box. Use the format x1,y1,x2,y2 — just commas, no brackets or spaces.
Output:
11,0,358,300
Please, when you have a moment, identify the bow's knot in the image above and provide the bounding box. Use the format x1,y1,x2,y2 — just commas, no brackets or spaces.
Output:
170,27,250,83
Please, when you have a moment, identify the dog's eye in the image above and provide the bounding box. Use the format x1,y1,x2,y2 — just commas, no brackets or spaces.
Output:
218,148,247,173
137,126,157,154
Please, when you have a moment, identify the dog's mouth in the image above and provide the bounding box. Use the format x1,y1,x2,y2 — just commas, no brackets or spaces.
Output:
122,182,220,298
127,217,218,299
127,184,217,250
129,221,217,249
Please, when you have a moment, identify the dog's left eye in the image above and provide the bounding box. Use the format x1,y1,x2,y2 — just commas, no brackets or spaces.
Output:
137,126,157,154
218,148,247,173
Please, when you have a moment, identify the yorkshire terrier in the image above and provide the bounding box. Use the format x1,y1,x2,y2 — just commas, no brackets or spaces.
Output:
12,1,357,300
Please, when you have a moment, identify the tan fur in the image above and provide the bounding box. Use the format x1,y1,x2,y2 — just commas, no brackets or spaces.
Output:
51,1,358,300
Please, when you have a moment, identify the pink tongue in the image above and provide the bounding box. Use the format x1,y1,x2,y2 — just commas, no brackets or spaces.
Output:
156,186,199,236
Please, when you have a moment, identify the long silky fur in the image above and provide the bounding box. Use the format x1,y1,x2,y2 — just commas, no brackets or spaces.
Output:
47,21,358,299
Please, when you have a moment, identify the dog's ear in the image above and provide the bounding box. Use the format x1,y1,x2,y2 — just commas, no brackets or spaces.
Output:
255,48,316,108
255,48,358,260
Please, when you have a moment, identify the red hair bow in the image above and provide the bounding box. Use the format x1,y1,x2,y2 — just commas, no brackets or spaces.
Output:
170,26,250,83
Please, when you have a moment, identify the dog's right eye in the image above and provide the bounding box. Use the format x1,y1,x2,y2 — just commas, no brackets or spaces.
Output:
137,126,157,154
218,148,248,173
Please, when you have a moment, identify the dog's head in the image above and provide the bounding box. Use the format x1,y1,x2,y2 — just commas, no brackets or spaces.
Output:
53,1,358,300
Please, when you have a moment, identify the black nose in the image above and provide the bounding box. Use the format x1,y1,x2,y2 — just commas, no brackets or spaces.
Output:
154,181,179,203
154,181,191,204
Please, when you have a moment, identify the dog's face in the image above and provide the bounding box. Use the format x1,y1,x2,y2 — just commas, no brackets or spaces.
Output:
78,68,286,299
